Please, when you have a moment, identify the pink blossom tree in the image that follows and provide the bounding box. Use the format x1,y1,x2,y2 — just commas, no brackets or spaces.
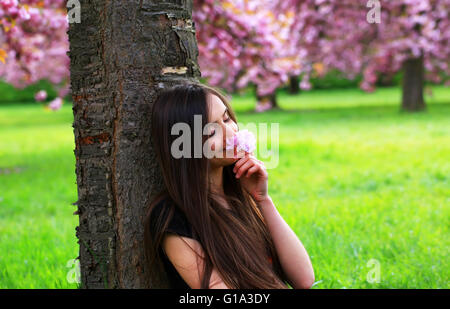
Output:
0,0,70,110
2,1,447,113
194,0,305,112
276,0,450,111
2,0,301,111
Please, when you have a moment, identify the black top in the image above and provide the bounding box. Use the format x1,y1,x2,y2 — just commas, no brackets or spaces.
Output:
149,197,277,289
149,198,196,289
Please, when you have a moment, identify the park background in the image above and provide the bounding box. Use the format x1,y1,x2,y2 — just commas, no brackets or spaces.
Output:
0,0,449,288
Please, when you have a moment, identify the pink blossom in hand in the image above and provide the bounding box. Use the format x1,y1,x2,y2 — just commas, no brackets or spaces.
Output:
226,135,237,151
226,129,256,153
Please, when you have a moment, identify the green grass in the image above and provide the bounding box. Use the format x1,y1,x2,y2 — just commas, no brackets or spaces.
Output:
0,86,449,288
0,79,62,104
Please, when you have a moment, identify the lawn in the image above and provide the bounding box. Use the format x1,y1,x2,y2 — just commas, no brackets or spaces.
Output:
0,86,449,288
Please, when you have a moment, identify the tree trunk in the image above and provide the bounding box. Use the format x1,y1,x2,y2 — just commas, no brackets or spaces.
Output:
68,0,201,288
288,75,300,94
378,74,394,87
255,85,279,112
401,55,426,111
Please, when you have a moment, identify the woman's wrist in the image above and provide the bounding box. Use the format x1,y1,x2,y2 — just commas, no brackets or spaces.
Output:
255,194,273,209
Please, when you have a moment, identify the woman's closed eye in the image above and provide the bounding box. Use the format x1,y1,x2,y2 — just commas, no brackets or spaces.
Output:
209,115,231,136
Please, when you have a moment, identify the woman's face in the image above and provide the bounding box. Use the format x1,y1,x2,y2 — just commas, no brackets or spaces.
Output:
205,94,239,167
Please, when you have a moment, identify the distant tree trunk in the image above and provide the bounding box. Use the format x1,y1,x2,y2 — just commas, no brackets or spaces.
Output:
288,75,300,94
378,74,395,87
68,0,201,288
401,55,425,111
255,85,279,112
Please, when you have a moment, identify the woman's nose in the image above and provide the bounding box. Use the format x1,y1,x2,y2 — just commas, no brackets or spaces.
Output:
224,124,236,141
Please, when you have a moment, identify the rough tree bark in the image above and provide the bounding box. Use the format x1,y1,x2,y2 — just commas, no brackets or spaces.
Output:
68,0,201,288
401,55,426,111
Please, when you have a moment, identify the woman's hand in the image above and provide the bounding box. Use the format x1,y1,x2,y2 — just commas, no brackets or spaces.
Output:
232,152,269,204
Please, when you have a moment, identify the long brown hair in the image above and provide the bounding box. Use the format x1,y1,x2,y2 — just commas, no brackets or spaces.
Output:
143,81,289,289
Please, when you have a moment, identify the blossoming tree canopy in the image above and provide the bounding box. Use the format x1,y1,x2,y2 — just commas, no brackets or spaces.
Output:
0,0,70,110
1,0,448,112
1,0,299,111
193,0,306,111
275,0,450,110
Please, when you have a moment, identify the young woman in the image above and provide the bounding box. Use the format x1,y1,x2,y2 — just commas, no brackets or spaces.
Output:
143,82,314,289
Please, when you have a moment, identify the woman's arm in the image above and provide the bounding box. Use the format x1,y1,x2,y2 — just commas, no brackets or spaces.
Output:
257,196,315,289
234,152,315,289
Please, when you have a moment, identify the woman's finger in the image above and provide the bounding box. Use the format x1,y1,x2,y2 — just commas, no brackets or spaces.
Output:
258,160,266,171
233,153,250,172
248,156,263,168
245,164,260,178
235,159,256,178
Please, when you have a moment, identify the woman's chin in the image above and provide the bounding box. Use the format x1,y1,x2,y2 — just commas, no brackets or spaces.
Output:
209,156,239,167
224,157,239,165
